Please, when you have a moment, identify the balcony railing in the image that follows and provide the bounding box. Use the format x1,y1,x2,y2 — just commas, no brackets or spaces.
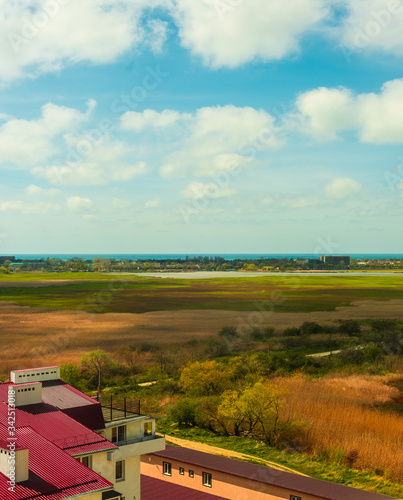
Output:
95,394,142,422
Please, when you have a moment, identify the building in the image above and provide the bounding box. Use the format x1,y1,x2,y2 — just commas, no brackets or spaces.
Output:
0,366,165,499
142,446,397,500
319,255,350,267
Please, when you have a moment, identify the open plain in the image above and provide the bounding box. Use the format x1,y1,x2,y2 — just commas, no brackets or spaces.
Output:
1,272,403,370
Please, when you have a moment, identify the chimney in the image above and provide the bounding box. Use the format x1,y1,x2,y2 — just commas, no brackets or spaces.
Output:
0,446,29,483
13,383,42,407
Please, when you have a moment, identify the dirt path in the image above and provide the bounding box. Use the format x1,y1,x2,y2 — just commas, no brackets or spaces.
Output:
165,435,307,476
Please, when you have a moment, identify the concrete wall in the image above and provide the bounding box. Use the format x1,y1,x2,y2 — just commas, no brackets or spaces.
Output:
14,383,42,407
11,367,60,384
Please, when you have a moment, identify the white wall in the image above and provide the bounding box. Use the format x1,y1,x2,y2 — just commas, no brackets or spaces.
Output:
11,367,60,384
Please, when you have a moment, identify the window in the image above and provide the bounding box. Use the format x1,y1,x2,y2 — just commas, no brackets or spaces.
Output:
290,496,302,500
144,422,152,436
79,456,92,469
189,470,194,478
179,467,184,475
163,462,172,476
112,425,126,443
116,460,125,482
202,472,212,488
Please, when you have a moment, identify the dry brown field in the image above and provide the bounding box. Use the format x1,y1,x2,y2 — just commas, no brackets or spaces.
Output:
2,298,403,371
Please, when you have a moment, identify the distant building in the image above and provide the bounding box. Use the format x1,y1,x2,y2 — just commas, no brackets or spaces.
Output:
320,255,350,267
0,366,165,499
142,446,395,500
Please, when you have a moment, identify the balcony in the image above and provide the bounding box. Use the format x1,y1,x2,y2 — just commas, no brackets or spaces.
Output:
95,395,142,422
107,434,166,459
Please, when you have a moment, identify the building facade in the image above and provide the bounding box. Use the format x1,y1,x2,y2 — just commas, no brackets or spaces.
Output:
142,446,397,500
0,366,165,500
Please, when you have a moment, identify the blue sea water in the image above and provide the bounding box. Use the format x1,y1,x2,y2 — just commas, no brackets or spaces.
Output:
8,253,403,261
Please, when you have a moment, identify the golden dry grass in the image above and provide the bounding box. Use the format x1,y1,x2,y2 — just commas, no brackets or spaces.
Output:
283,374,403,481
2,298,403,370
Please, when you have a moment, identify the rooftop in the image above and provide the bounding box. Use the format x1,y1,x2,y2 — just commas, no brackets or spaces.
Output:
151,447,397,500
141,475,226,500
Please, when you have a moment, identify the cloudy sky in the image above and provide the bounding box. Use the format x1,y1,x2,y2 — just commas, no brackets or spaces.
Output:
1,0,403,254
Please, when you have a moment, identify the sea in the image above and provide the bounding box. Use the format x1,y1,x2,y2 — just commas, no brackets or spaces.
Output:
8,253,403,261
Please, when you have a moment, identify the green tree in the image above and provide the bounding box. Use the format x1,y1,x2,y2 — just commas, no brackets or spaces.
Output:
80,350,113,393
180,360,233,397
60,363,82,389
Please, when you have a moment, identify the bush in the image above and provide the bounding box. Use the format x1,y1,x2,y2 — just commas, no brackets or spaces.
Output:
169,399,198,427
300,322,323,335
218,326,239,340
283,327,301,337
338,320,361,336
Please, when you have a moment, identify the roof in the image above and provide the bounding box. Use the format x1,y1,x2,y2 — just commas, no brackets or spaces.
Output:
0,398,116,456
150,447,397,500
41,379,99,408
0,424,113,500
12,366,59,373
141,475,227,500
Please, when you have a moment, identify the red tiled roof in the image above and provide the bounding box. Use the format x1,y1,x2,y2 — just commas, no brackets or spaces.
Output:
150,447,397,500
141,475,226,500
0,424,113,500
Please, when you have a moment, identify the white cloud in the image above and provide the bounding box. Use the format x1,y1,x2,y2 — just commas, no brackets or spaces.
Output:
0,200,61,214
32,137,149,186
181,181,236,200
160,105,281,177
145,199,161,208
66,196,94,213
25,185,61,197
296,79,403,143
145,19,169,53
172,0,328,68
0,100,94,166
121,109,190,132
0,1,152,83
296,87,355,140
339,0,403,57
325,177,362,199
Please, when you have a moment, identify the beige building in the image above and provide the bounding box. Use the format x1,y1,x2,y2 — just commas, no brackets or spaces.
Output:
142,446,397,500
0,366,165,500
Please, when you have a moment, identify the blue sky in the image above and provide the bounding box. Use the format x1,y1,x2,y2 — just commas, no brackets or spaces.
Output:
1,0,403,254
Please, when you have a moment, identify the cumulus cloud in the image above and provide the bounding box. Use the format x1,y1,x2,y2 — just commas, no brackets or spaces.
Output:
339,0,403,57
325,177,362,199
32,137,149,186
0,0,152,83
66,196,94,212
160,105,281,177
296,87,355,140
172,0,328,68
296,79,403,143
181,181,236,200
0,100,95,166
121,109,190,132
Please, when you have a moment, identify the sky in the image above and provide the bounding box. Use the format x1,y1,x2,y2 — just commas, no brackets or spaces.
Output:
1,0,403,254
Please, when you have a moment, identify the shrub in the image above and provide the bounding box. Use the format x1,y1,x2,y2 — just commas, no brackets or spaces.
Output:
169,398,198,427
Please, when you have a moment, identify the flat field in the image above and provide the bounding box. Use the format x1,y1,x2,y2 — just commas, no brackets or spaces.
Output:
1,272,403,369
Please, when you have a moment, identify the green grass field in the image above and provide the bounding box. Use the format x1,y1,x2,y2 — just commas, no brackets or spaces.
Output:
1,273,403,314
